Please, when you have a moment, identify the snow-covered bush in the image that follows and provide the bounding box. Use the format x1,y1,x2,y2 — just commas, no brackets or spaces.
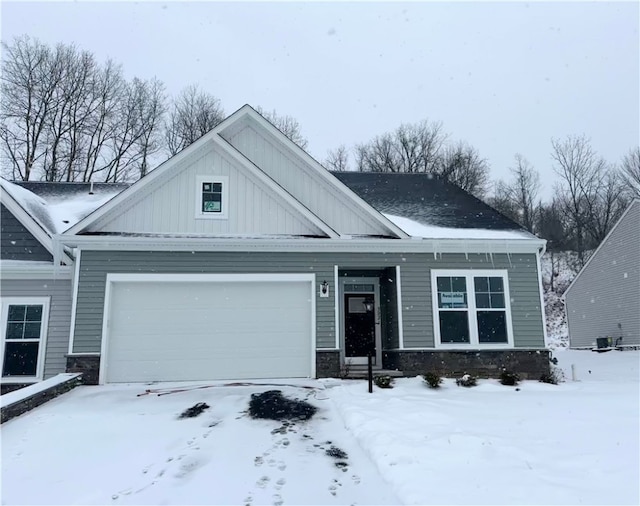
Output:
499,370,520,386
373,375,394,389
422,372,442,388
455,374,477,387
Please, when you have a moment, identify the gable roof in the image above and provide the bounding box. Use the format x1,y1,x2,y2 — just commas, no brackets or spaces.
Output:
65,105,406,239
15,181,129,233
1,179,125,265
564,198,640,297
0,179,57,258
333,172,537,240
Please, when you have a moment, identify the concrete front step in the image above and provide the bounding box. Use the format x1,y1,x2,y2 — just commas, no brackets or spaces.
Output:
345,369,404,379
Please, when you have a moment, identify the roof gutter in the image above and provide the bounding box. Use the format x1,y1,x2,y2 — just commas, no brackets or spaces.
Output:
53,234,547,258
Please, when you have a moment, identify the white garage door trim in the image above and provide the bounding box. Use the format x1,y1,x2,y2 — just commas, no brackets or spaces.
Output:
99,273,316,384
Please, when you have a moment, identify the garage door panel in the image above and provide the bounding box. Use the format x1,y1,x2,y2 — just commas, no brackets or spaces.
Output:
105,279,313,383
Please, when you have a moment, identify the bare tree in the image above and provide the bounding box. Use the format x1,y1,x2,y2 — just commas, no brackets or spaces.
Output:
584,168,628,245
133,78,166,178
324,145,350,171
356,119,447,173
492,154,540,232
255,106,308,149
551,136,606,266
0,36,60,180
165,85,224,156
434,141,490,197
620,147,640,197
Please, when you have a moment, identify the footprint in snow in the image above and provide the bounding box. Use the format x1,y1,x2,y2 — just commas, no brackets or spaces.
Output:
275,478,286,490
272,493,283,506
256,475,270,489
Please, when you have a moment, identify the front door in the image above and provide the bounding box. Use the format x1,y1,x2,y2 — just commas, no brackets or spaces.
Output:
340,274,383,366
344,293,377,365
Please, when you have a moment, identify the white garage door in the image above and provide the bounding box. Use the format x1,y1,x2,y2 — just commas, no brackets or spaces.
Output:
103,275,314,383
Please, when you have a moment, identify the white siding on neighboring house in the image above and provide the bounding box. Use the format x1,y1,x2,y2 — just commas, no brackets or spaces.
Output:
565,200,640,348
90,141,325,236
221,117,392,236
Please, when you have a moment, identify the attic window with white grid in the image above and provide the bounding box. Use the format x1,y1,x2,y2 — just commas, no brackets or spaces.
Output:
195,176,228,219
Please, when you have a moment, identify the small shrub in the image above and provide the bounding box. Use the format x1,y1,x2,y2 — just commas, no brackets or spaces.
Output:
422,372,443,388
500,370,520,386
373,375,394,389
455,374,477,387
539,363,565,385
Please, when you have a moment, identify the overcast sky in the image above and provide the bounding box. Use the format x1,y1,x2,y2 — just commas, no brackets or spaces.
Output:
2,1,638,198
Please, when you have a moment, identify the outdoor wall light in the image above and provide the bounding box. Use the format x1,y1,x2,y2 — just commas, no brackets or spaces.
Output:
320,280,329,298
362,297,374,312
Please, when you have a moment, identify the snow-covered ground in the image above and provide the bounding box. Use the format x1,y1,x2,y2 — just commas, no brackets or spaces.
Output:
2,350,638,505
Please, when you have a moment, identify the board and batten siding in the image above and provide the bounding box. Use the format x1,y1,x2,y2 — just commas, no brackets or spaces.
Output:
73,250,545,354
566,201,640,347
0,278,72,378
90,141,322,236
1,204,52,261
222,120,391,236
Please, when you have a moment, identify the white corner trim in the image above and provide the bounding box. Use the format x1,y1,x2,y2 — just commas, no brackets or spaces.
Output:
396,265,405,349
194,175,229,220
333,265,340,349
536,249,549,348
0,296,50,382
309,274,317,379
68,248,81,355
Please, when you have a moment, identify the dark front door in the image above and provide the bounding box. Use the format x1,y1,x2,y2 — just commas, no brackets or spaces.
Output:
344,293,376,364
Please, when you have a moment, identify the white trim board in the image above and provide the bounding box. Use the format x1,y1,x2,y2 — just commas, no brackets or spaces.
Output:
55,234,546,255
98,272,317,384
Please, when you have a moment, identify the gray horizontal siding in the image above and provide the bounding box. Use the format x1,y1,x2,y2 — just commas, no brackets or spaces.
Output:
74,250,545,354
566,201,640,347
0,278,72,378
1,204,52,261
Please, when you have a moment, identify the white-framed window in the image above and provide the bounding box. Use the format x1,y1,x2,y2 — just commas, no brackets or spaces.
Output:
1,297,50,382
431,270,514,348
195,175,229,219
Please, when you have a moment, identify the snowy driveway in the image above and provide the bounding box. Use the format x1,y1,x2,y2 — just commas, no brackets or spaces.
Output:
1,381,398,505
2,350,639,506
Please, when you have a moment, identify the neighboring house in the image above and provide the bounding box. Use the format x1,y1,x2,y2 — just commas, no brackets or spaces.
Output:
0,181,125,393
2,105,550,387
565,199,640,349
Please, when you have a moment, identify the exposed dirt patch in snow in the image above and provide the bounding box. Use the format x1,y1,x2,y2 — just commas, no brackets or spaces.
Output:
178,402,210,419
248,390,317,422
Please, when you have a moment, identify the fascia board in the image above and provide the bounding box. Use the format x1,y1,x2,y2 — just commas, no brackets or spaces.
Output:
213,135,339,238
56,234,545,255
0,262,72,279
564,199,639,298
236,107,410,239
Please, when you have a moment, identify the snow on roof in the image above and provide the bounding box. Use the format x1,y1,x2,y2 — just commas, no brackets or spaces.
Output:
2,180,127,234
383,214,535,240
0,178,56,235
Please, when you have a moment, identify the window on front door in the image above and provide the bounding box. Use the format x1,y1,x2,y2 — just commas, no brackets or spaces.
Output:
1,298,49,380
432,271,513,347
